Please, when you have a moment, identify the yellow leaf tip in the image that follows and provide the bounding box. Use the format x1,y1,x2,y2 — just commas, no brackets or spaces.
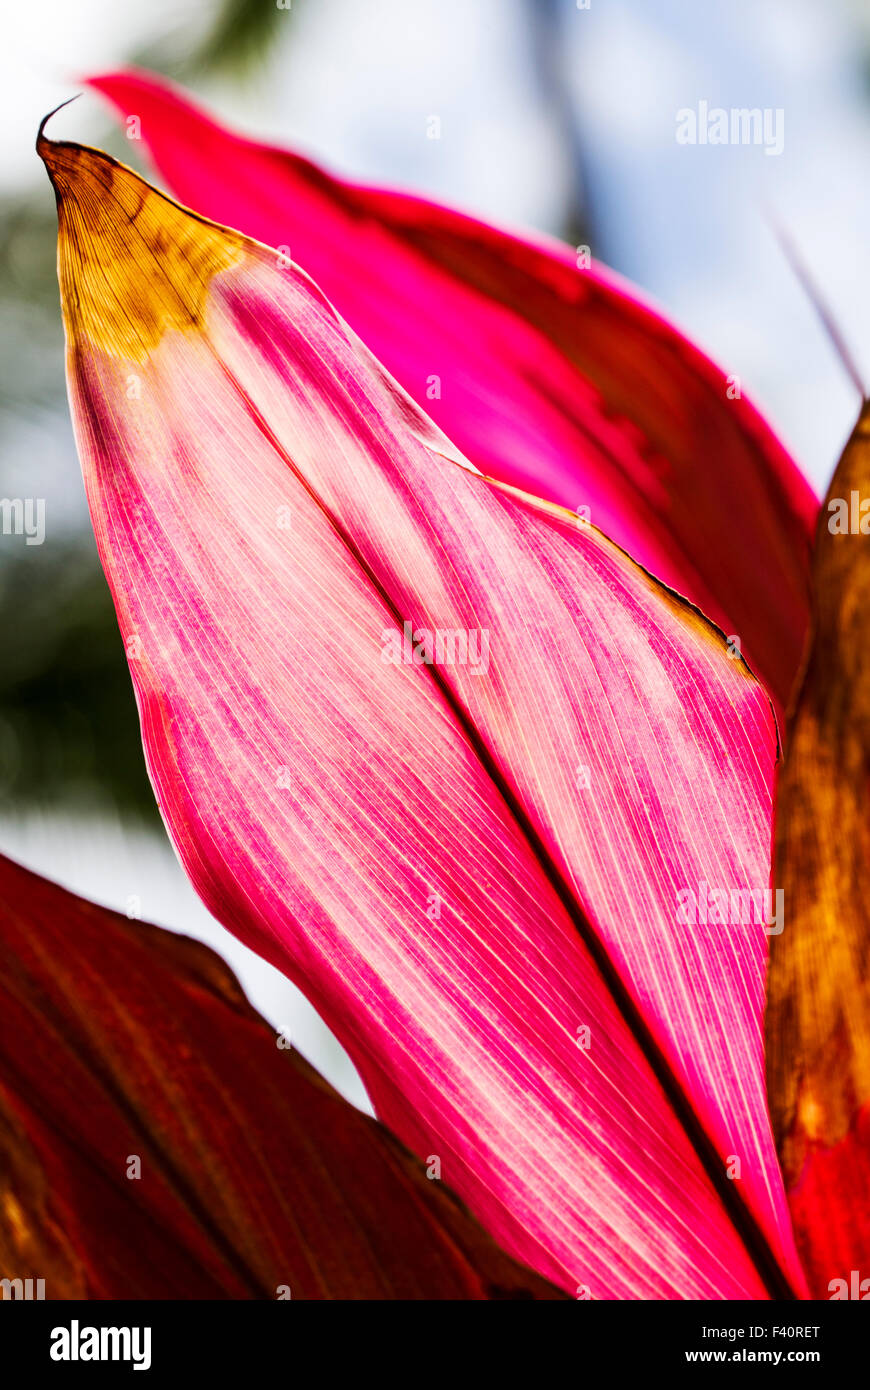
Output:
40,126,245,362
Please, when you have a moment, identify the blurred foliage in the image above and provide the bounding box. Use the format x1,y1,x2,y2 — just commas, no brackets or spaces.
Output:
527,0,592,251
194,0,298,78
133,0,301,83
0,191,157,818
0,197,67,416
0,543,157,818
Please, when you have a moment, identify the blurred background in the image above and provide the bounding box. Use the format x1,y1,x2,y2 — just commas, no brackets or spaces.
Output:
0,0,867,1106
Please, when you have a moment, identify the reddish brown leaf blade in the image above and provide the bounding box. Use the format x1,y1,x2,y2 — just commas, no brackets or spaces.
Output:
0,853,565,1299
768,401,870,1297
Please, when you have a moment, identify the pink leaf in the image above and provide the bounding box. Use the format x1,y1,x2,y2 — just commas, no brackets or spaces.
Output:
42,130,804,1298
88,68,817,719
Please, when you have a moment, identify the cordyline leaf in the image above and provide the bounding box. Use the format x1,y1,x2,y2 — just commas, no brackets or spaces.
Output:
0,851,564,1299
88,68,817,720
40,127,805,1300
767,401,870,1298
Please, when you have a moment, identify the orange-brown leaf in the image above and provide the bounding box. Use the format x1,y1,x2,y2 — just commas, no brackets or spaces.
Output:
767,401,870,1297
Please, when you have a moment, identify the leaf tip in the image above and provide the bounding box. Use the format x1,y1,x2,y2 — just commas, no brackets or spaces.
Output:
39,127,245,362
35,96,82,164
